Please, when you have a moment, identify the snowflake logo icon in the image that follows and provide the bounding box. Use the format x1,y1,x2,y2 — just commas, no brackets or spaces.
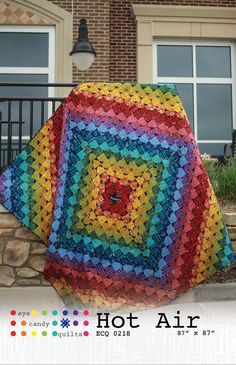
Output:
60,318,70,328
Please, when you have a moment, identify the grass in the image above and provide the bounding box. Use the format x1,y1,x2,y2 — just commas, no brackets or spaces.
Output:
204,159,236,201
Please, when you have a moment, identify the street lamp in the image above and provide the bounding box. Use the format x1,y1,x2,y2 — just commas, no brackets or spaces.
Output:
70,18,96,71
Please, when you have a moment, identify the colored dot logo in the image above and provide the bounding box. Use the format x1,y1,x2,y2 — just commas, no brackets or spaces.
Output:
10,310,17,336
60,318,70,329
9,308,91,337
83,309,89,336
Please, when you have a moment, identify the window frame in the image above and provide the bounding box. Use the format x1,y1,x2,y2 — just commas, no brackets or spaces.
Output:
153,40,236,147
0,25,55,141
0,25,55,86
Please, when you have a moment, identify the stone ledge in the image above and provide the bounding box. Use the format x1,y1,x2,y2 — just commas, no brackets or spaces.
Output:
195,282,236,302
175,282,236,304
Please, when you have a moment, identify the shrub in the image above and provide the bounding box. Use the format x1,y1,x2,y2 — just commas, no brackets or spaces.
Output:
216,159,236,200
203,160,219,193
204,159,236,201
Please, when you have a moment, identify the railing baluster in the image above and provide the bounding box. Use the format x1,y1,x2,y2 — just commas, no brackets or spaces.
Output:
52,100,56,113
18,100,23,153
30,100,33,139
7,101,12,165
41,101,45,127
3,150,6,168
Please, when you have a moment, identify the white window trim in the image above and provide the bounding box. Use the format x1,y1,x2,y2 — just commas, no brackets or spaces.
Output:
0,25,55,95
0,25,55,141
153,39,235,146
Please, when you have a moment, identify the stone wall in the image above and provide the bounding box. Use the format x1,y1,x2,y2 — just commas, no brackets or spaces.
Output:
0,204,49,287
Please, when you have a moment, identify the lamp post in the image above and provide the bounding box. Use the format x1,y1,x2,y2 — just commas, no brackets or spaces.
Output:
70,18,96,71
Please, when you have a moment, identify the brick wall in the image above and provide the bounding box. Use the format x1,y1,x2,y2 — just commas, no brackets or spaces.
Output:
51,0,110,83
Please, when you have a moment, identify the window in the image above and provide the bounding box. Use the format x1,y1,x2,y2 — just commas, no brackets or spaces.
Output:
0,25,55,142
153,41,235,156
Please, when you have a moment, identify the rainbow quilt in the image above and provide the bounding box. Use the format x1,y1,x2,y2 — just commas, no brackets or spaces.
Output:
0,83,235,311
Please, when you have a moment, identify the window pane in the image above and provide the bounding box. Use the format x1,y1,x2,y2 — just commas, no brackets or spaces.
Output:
0,74,48,137
197,84,232,140
0,32,49,67
199,143,230,157
196,46,231,78
175,83,194,130
157,45,193,77
0,74,48,97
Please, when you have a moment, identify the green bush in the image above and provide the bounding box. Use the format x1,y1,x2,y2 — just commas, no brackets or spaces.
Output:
203,160,219,193
204,159,236,201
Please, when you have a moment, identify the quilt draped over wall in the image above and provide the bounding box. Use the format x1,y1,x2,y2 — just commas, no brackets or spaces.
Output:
0,83,235,311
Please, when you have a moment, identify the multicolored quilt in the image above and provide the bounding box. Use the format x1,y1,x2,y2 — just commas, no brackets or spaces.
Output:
0,83,235,311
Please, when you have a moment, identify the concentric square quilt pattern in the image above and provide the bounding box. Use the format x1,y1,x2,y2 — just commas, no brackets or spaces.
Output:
0,83,235,311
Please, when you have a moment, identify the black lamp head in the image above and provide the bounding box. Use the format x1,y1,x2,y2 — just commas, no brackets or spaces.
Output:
70,19,96,57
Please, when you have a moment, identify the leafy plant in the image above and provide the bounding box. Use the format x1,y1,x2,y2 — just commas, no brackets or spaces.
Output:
216,159,236,200
203,160,219,194
203,159,236,201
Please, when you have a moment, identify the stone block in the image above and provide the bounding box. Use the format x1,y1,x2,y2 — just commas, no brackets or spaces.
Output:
0,240,4,251
0,229,15,237
15,228,41,241
0,266,15,286
0,205,8,213
30,242,47,254
224,213,236,226
42,278,51,287
16,278,41,286
0,214,21,229
27,255,46,272
16,268,39,278
3,240,31,266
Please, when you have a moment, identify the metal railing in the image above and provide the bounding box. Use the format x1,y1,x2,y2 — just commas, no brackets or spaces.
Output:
0,82,77,171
